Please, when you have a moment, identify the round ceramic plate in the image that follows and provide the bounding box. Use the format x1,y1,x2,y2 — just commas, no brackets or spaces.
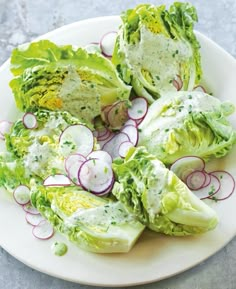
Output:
0,16,236,287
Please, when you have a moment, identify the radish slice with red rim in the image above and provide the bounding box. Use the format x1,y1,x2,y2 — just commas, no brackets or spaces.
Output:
23,112,38,129
128,97,148,120
193,85,206,93
97,132,115,148
97,129,112,141
119,141,134,158
102,132,130,159
95,180,114,196
59,124,94,157
43,174,71,187
65,154,86,185
0,120,13,139
193,174,221,200
173,75,183,91
23,203,40,215
87,150,112,165
78,159,114,194
186,170,206,190
32,220,54,240
124,119,137,127
121,125,138,146
65,153,86,173
202,171,211,188
209,171,235,201
100,31,117,57
170,156,205,181
101,105,112,124
107,101,128,129
13,185,30,205
26,213,45,226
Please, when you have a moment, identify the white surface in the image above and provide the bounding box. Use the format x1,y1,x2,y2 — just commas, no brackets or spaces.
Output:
0,16,236,287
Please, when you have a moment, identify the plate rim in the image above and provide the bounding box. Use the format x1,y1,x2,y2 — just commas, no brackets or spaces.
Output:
0,15,236,287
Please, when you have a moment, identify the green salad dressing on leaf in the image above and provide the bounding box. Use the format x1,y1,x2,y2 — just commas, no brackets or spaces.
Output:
51,241,68,256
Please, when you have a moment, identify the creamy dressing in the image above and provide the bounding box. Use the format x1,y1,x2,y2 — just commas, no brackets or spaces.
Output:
67,202,134,227
51,241,68,256
120,26,193,92
139,91,222,147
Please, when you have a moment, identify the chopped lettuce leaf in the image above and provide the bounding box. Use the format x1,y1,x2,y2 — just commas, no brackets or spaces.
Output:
112,147,218,236
138,91,236,165
10,40,131,124
112,2,201,102
30,184,145,253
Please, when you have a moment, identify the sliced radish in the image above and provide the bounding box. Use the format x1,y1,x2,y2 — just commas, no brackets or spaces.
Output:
23,203,40,215
202,171,211,188
22,112,38,129
186,170,206,190
128,97,148,120
97,129,112,141
193,174,221,200
97,132,115,148
121,125,138,146
32,220,54,240
107,101,128,129
170,156,205,181
65,154,86,185
13,185,30,205
87,150,112,165
193,85,206,93
59,124,94,157
124,119,137,127
95,180,114,196
101,105,112,124
102,132,130,159
119,141,134,158
43,174,71,187
100,31,117,57
84,42,101,54
0,120,13,139
173,75,183,91
209,171,235,201
26,213,45,226
78,159,114,194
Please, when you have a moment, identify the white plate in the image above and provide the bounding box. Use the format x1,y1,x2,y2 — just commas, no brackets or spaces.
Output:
0,16,236,287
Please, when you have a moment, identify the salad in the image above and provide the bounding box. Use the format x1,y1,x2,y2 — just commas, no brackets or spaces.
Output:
0,2,235,254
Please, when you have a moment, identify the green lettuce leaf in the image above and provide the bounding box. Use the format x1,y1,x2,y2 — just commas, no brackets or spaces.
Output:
30,184,145,253
112,147,218,236
6,109,84,179
112,2,201,102
0,152,31,193
10,40,131,124
138,91,236,165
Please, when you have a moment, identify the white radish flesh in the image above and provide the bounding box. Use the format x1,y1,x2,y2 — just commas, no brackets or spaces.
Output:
26,213,45,226
100,31,117,57
23,203,40,215
102,132,130,159
128,98,148,120
87,150,112,165
59,124,94,157
78,159,114,194
32,220,54,240
23,112,38,129
13,185,30,205
193,175,221,200
186,170,206,190
119,141,134,158
170,156,205,181
121,125,138,146
43,174,71,187
209,171,235,201
0,120,13,139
